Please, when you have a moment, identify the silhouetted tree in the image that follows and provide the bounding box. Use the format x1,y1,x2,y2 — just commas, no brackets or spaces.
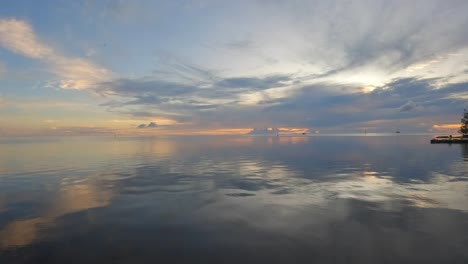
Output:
459,109,468,136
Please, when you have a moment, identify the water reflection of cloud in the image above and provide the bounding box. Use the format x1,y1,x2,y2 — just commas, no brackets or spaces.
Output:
461,144,468,162
208,153,466,212
123,151,468,213
224,136,309,146
0,197,5,213
0,137,179,175
0,181,112,249
1,136,468,261
277,136,309,144
271,172,468,212
176,155,468,212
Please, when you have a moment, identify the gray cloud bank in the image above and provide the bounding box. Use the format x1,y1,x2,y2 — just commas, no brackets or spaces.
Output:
98,73,468,132
93,0,468,132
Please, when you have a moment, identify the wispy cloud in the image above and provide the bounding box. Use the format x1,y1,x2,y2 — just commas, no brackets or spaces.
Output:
94,59,468,132
215,75,291,89
196,0,468,86
0,19,52,58
399,100,418,112
2,1,468,134
225,38,254,50
0,18,112,89
262,78,468,131
95,68,295,123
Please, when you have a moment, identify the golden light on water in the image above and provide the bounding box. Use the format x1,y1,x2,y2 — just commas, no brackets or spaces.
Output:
0,182,112,249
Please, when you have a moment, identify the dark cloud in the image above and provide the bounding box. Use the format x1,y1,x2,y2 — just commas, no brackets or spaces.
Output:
96,59,468,132
399,100,418,112
136,122,157,129
128,95,162,105
95,78,197,97
247,127,279,135
96,73,291,105
225,39,254,50
5,1,468,136
152,55,219,84
96,72,296,126
215,75,291,89
125,110,193,124
261,78,468,130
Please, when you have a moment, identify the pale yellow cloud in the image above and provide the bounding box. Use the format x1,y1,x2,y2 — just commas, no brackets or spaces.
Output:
0,18,112,89
52,56,112,89
0,19,52,58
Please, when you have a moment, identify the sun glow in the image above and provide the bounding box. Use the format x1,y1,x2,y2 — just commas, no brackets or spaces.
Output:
432,124,460,131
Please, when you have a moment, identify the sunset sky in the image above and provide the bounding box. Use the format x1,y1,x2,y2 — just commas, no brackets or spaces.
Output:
1,0,467,136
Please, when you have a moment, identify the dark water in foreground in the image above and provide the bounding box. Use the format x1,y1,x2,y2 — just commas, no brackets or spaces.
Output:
0,135,467,264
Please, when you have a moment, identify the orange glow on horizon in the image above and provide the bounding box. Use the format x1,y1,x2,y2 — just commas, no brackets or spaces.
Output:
432,124,460,130
97,127,310,136
0,125,315,137
278,127,310,134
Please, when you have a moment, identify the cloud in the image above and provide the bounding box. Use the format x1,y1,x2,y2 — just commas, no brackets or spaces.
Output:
136,122,157,129
432,124,460,131
0,19,52,58
95,70,295,125
0,61,6,78
180,0,468,89
129,111,160,118
247,127,279,135
52,57,112,89
260,77,468,131
399,100,418,112
97,69,468,132
215,75,291,89
97,78,197,97
3,2,467,133
0,18,112,89
225,38,254,50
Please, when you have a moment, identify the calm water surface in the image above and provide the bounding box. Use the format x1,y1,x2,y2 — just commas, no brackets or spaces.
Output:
0,135,467,263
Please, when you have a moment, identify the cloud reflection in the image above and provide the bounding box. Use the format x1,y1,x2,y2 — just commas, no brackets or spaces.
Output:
1,136,468,263
0,182,112,249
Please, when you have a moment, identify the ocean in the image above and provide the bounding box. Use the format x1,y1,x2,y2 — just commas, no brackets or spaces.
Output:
1,135,467,263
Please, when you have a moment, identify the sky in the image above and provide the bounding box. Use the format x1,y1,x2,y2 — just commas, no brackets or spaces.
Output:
0,0,468,136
